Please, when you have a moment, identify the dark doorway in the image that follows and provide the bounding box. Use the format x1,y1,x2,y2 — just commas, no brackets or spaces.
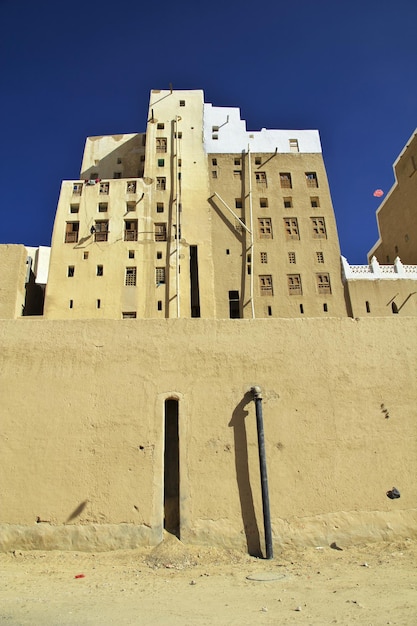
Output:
164,399,180,537
229,290,241,318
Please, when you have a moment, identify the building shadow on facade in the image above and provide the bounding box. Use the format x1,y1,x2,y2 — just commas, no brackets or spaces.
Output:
229,392,262,557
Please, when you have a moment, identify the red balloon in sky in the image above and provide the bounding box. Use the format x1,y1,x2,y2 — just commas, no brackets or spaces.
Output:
373,189,384,197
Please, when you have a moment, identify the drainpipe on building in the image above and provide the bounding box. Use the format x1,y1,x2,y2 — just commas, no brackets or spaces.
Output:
251,385,273,559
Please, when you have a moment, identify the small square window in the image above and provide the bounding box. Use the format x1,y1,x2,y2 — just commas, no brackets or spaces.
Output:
97,265,103,276
255,157,261,165
94,220,109,242
67,266,75,277
235,198,242,209
98,202,108,212
127,181,137,193
100,182,109,194
283,197,292,208
158,158,165,167
310,196,320,208
113,172,122,179
212,126,219,132
117,157,122,164
126,202,136,212
174,131,182,139
316,251,324,263
212,158,217,166
156,177,166,190
212,134,218,140
83,251,89,260
156,202,164,213
129,250,135,259
233,170,242,179
288,251,296,264
157,251,162,259
260,252,268,263
70,204,79,213
256,171,267,185
212,170,218,178
234,158,241,166
179,100,185,106
260,198,268,208
157,123,165,129
125,266,137,286
72,183,83,196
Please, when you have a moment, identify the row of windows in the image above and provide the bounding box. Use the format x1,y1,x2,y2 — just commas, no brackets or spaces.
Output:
211,167,319,189
72,181,138,196
257,251,324,264
70,201,167,215
65,221,167,243
235,196,320,209
258,273,331,296
257,217,327,239
67,265,166,286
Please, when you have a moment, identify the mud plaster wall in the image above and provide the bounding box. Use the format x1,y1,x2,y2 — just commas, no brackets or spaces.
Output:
0,317,416,552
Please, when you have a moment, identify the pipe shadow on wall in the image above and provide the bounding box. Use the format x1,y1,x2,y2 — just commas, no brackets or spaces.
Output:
229,392,262,557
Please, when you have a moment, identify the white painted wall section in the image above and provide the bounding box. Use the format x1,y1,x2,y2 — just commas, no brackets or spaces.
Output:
203,103,322,154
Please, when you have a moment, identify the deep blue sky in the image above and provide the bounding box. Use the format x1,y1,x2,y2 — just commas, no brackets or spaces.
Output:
1,0,416,264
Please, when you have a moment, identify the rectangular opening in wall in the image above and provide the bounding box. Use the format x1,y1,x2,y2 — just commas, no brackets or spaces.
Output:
100,182,109,195
300,304,304,314
70,204,79,213
67,266,74,277
69,299,73,309
83,252,89,260
164,399,180,537
366,301,371,313
323,303,328,312
190,245,201,318
306,172,318,188
156,267,166,284
156,138,167,153
97,299,101,309
259,274,273,296
311,196,320,208
96,265,103,276
289,139,299,152
122,312,137,318
155,223,167,241
228,290,241,319
65,221,79,243
280,173,292,188
316,273,331,294
126,202,136,212
288,274,302,295
260,197,268,208
127,181,137,193
311,217,327,238
125,266,137,286
157,202,164,213
98,203,108,212
267,306,272,316
124,219,138,241
129,250,135,259
94,220,109,242
157,300,162,311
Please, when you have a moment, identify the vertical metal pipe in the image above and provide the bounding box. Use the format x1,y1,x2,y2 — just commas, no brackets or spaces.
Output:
251,386,273,559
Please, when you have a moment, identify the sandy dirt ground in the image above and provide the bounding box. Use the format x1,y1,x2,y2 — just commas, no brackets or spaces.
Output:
0,534,416,625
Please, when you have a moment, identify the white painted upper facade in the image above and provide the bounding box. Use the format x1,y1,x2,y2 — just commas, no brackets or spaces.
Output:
203,103,322,154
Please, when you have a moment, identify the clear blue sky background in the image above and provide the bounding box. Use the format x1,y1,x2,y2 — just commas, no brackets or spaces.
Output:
0,0,416,264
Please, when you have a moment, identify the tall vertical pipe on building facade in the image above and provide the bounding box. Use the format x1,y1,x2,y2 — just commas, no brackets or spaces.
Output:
251,385,273,559
247,146,255,318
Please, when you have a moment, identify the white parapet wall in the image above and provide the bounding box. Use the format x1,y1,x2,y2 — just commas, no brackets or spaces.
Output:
203,103,322,154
